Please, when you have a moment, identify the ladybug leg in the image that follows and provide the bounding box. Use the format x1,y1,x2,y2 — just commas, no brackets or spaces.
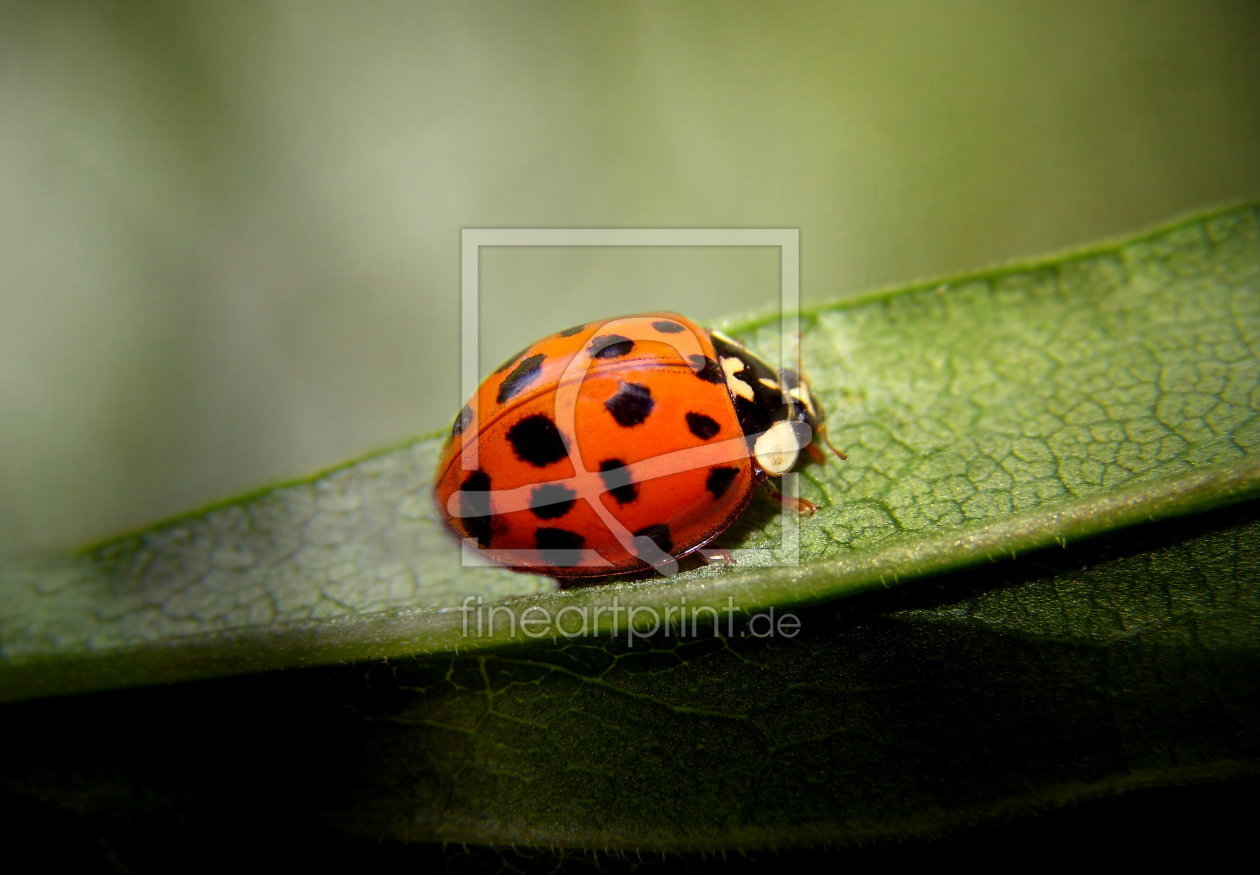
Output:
763,480,817,516
805,422,846,464
817,424,848,461
699,547,738,566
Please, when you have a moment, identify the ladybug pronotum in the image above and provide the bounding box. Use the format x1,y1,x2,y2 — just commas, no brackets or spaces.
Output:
434,312,837,579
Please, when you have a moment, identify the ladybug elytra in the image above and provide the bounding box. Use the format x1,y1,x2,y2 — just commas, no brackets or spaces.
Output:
434,312,837,579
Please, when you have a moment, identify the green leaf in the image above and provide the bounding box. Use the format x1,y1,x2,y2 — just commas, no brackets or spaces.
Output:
2,204,1258,702
1,204,1258,856
3,503,1257,851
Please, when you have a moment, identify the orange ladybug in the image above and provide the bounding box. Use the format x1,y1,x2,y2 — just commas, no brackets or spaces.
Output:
433,312,837,579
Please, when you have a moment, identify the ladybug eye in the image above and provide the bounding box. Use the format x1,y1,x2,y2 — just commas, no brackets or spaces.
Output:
778,368,822,424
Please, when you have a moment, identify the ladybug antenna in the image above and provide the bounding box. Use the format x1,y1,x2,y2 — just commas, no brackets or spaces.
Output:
794,324,804,378
794,317,847,463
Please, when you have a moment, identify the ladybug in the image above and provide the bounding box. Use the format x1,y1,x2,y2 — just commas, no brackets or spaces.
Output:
434,312,840,579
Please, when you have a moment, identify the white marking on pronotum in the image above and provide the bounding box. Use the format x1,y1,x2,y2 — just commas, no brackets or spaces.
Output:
759,376,780,391
753,420,812,476
721,357,755,401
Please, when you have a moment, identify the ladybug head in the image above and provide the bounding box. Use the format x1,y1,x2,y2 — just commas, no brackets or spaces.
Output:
778,368,824,433
745,367,827,478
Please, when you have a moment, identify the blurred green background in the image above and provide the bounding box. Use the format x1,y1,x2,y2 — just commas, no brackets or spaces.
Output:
2,0,1258,556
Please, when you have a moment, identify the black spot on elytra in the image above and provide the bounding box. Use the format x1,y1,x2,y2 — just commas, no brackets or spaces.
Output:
494,345,530,374
706,466,739,500
451,404,473,439
605,382,654,427
558,322,588,337
599,458,638,504
689,355,724,384
459,470,495,547
589,334,635,359
530,483,576,520
506,415,569,467
652,320,685,333
633,523,674,560
686,412,720,440
497,353,546,404
536,527,585,566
